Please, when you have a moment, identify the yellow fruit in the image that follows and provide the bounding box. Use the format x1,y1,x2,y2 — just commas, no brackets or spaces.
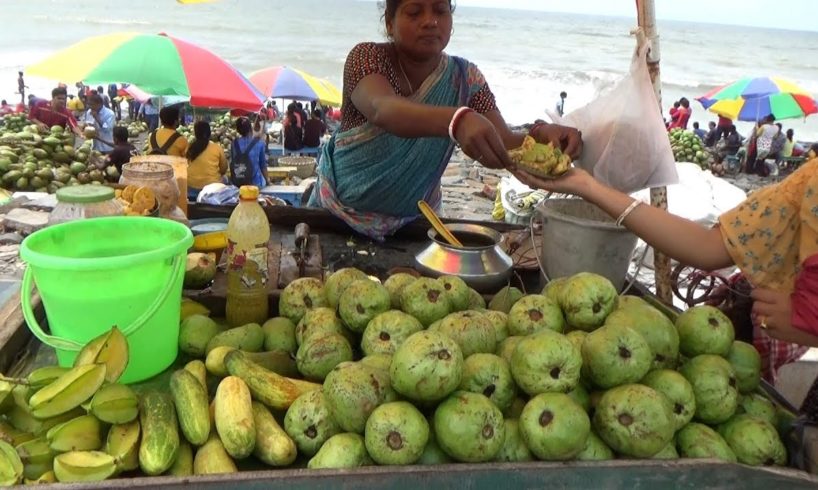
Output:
251,402,296,467
89,383,138,424
166,441,193,477
193,435,236,475
181,298,211,322
184,360,208,391
53,451,116,483
29,364,107,419
46,415,102,452
0,440,23,486
224,350,320,411
214,376,255,459
73,327,129,383
104,420,140,472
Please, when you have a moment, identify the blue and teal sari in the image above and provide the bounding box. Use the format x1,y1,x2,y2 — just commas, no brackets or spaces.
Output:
309,54,479,240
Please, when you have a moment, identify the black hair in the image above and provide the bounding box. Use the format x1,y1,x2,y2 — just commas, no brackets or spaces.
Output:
708,121,716,127
0,100,6,105
235,117,252,136
775,123,782,130
786,128,794,140
51,87,67,98
382,0,455,21
87,92,103,105
159,106,180,127
693,122,699,129
186,121,211,162
96,85,104,93
560,91,567,98
296,102,303,109
729,124,737,132
113,126,129,143
673,101,680,108
680,98,690,108
313,109,322,118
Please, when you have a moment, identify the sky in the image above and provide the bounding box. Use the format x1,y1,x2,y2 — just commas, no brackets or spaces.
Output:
453,0,816,32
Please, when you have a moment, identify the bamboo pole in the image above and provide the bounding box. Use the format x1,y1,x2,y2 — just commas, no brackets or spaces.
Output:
636,0,673,303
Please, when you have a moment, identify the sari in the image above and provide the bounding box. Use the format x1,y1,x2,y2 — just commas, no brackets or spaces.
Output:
309,54,479,240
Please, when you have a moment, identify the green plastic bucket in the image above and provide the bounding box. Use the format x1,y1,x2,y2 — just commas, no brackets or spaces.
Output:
20,217,193,383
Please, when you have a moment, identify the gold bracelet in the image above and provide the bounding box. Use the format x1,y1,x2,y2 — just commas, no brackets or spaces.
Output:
615,200,642,227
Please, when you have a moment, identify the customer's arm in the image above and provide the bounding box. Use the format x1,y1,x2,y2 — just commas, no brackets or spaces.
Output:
512,168,734,271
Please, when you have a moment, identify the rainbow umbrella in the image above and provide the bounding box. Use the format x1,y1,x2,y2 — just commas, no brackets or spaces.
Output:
696,77,817,122
249,66,342,107
27,32,265,111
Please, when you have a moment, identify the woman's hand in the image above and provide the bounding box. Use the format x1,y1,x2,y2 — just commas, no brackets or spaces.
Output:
510,167,595,198
531,123,583,159
750,288,818,346
455,111,512,170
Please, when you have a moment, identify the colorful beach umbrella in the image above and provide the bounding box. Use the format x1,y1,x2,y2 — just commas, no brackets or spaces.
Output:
249,66,342,107
27,32,265,112
696,77,817,122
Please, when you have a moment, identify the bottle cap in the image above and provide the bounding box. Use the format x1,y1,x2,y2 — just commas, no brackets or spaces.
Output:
239,185,259,200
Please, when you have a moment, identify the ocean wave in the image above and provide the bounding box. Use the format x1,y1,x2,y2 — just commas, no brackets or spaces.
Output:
31,14,152,26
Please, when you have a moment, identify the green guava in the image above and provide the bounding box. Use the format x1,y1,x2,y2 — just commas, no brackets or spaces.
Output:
593,384,674,458
510,329,581,395
507,294,565,335
581,324,651,389
519,392,590,460
676,305,735,357
361,310,424,356
558,272,618,331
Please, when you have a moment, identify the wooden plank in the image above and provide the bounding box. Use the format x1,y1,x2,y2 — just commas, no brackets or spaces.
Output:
0,288,41,374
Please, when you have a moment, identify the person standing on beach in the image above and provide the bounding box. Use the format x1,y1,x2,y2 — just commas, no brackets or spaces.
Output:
555,91,567,117
716,114,732,140
108,83,121,121
667,100,680,129
28,87,80,134
138,100,160,131
16,71,28,105
303,109,327,148
308,0,582,239
668,97,691,130
82,92,116,153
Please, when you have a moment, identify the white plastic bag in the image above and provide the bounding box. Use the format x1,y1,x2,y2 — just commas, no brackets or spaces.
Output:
551,30,678,194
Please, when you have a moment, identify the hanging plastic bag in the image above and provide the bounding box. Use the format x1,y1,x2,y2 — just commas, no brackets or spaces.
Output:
550,29,678,194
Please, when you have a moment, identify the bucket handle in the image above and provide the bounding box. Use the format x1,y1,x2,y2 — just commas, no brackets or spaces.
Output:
21,253,185,352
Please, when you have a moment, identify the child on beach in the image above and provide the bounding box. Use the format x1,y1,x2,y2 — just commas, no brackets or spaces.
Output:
105,126,135,172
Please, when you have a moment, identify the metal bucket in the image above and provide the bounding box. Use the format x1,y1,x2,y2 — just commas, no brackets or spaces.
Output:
536,199,638,289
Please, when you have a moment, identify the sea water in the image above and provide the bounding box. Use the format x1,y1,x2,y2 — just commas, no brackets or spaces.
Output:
1,0,816,141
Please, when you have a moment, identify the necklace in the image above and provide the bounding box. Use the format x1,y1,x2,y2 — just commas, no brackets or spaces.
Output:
396,52,414,95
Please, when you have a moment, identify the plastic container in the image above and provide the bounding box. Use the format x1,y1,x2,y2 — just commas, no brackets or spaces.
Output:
19,217,193,383
225,186,270,327
120,160,183,219
48,185,124,225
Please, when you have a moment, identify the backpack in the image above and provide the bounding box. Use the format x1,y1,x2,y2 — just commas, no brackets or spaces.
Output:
230,138,260,187
149,130,182,156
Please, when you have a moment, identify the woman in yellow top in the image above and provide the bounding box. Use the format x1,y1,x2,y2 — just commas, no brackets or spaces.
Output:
146,106,189,157
512,157,818,383
186,121,227,200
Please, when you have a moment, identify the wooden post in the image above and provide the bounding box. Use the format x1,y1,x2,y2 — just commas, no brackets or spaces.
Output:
636,0,673,303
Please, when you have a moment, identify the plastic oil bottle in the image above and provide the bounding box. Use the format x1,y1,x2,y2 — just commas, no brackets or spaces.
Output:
225,185,270,327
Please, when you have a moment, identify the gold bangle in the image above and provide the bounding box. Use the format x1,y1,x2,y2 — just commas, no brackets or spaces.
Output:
615,200,642,227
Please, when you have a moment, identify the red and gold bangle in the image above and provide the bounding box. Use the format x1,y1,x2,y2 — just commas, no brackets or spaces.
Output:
528,122,548,137
449,107,474,143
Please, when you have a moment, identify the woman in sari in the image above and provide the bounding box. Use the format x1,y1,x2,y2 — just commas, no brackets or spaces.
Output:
309,0,582,239
511,157,818,385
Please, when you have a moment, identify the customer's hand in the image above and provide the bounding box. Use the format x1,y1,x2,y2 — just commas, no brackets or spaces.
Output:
749,288,818,346
510,167,595,198
530,123,583,160
455,111,512,170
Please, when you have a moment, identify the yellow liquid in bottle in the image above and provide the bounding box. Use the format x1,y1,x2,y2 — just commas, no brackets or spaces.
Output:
225,186,270,327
